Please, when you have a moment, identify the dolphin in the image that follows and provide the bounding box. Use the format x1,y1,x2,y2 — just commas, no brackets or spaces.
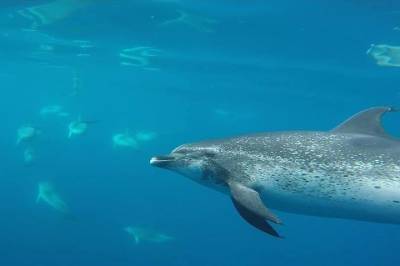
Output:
40,105,63,115
124,226,174,244
23,147,35,165
67,117,96,138
68,120,87,138
16,125,39,145
151,107,400,237
40,105,69,117
112,132,138,149
36,182,70,215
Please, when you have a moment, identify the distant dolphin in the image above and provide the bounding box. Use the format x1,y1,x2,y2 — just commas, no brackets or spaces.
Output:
40,105,69,117
151,107,400,237
40,105,63,115
23,148,35,165
16,125,39,145
112,132,138,149
124,226,173,244
68,117,96,138
36,182,70,215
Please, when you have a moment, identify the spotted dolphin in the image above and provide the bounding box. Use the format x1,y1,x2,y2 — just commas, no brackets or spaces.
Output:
112,132,138,149
68,119,88,138
68,117,97,138
36,182,70,215
16,125,39,145
124,226,174,244
151,107,400,237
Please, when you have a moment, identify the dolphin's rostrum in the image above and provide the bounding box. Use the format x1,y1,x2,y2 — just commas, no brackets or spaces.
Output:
151,107,400,237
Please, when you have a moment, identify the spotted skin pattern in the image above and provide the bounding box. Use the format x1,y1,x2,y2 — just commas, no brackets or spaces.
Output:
179,130,400,224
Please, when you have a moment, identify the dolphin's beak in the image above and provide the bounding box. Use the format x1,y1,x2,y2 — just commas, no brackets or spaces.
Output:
150,155,176,168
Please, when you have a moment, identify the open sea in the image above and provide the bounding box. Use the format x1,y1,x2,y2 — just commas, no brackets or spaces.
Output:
1,1,400,265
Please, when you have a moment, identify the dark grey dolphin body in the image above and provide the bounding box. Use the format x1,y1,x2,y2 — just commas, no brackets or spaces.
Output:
151,107,400,237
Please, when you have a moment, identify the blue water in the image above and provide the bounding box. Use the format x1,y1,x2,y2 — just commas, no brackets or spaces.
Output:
1,1,400,265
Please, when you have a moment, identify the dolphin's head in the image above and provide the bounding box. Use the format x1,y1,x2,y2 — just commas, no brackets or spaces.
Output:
150,144,212,176
150,143,227,186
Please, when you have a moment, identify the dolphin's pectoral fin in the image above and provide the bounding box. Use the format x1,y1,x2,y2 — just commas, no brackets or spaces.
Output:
332,106,397,138
229,182,282,224
232,198,281,238
228,181,282,238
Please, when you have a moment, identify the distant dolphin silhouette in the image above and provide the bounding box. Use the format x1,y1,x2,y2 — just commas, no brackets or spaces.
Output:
36,182,70,215
23,147,35,165
112,132,138,149
124,226,173,244
17,125,39,145
68,117,97,138
151,107,400,237
40,105,69,117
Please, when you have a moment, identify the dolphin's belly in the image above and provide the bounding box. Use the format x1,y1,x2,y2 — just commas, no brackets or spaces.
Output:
258,173,400,224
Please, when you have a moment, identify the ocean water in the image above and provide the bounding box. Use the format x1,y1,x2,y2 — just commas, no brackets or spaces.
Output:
1,1,400,265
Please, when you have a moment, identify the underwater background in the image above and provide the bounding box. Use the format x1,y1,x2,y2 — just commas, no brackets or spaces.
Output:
1,0,400,265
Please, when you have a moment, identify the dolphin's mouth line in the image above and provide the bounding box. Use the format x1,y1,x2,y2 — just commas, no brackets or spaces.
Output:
150,156,176,166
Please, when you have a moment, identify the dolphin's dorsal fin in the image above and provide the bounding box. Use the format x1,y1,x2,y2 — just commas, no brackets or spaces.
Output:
331,106,397,138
